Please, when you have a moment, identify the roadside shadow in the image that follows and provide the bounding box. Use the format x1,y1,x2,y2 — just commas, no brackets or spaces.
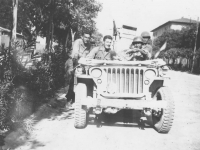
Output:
29,140,45,149
88,109,152,129
32,102,73,122
2,104,73,150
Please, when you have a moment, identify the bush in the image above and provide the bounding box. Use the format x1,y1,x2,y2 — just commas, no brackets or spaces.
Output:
0,44,67,132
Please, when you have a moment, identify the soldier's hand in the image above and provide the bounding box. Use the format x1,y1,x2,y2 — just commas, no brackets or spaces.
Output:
113,55,122,61
126,48,138,54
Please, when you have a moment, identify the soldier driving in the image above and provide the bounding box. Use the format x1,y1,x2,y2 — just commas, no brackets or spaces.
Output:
125,36,151,61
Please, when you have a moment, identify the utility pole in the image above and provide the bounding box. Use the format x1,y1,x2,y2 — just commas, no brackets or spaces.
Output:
10,0,18,50
191,17,199,73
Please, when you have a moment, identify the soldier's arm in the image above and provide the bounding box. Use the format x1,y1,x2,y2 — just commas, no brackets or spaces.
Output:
126,47,151,59
110,50,117,60
86,47,99,59
126,48,140,54
141,45,152,59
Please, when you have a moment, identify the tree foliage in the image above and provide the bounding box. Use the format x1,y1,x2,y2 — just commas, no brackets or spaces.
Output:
0,0,102,47
0,42,67,132
0,0,103,133
153,24,198,59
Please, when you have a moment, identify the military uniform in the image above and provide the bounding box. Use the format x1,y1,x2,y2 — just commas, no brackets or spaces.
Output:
65,38,91,103
66,38,91,79
87,46,116,60
71,39,91,59
122,36,151,61
140,31,152,59
142,44,152,59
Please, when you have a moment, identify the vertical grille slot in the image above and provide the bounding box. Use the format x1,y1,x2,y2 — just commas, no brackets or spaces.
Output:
140,70,144,93
117,68,120,93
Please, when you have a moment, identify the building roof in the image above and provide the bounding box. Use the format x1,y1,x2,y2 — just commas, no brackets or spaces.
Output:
151,17,198,32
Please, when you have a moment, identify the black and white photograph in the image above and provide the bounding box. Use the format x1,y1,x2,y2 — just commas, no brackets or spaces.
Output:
0,0,200,149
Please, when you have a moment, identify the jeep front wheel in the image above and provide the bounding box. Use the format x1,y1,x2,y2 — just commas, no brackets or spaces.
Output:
74,83,87,129
152,87,175,133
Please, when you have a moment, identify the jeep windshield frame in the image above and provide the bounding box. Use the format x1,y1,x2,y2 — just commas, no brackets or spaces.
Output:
78,58,166,67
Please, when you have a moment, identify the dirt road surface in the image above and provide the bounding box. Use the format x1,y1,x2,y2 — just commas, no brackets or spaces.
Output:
4,71,200,150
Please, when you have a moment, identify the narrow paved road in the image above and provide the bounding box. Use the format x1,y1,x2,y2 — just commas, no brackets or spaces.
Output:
15,71,200,150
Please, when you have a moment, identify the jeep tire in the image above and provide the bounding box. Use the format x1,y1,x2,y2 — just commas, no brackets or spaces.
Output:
152,87,175,133
74,83,87,129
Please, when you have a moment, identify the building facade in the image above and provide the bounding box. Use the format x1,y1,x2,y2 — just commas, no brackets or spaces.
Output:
0,26,24,48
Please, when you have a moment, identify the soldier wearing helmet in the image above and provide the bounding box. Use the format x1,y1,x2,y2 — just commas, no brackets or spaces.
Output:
130,36,143,49
141,31,152,59
125,36,150,61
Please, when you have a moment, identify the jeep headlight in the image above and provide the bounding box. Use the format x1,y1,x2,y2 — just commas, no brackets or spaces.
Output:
76,66,83,74
145,69,156,79
91,68,102,78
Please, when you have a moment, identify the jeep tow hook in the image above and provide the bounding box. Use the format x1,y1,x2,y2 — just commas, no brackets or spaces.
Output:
95,107,102,114
95,99,102,114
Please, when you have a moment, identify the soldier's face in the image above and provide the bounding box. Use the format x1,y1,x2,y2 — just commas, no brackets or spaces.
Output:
104,39,112,50
82,33,91,44
142,37,149,43
133,43,142,49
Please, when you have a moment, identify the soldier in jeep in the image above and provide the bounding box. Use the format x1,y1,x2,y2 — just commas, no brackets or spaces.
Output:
125,36,151,61
117,36,151,61
141,31,152,59
86,35,117,60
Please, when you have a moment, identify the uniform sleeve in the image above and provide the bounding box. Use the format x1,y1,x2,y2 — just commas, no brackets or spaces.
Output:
142,45,152,59
86,47,99,59
71,39,80,59
110,50,117,60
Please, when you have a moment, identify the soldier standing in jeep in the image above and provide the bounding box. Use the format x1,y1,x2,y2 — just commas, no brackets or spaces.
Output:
86,35,116,60
141,31,152,59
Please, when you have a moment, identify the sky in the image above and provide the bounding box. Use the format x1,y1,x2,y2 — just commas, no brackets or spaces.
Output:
95,0,200,37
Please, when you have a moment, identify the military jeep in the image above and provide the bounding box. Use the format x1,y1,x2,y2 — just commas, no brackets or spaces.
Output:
73,58,174,133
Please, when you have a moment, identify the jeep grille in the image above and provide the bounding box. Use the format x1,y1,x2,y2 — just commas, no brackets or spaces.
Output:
104,67,144,94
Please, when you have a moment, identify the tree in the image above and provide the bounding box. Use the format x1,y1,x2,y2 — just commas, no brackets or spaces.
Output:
91,30,103,46
0,0,12,30
153,24,197,59
0,0,102,51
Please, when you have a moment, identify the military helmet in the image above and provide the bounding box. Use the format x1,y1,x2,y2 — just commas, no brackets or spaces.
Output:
141,31,150,38
132,36,143,44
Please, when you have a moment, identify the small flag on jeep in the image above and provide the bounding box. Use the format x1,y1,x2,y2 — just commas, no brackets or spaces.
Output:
160,41,167,51
154,41,167,58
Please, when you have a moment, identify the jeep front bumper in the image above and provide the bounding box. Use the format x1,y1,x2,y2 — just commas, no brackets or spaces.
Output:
80,98,167,110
